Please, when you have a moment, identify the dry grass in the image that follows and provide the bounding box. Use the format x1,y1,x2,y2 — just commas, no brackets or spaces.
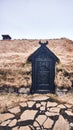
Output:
0,38,73,89
0,93,28,113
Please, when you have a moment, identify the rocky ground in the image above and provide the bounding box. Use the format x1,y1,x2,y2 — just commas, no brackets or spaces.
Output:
0,94,73,130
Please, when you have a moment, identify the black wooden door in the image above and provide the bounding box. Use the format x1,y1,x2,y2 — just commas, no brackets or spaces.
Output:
35,60,51,91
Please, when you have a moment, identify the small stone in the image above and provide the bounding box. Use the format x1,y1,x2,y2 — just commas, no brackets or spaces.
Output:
36,103,41,108
33,121,39,127
35,127,41,130
45,111,59,116
9,88,14,93
56,91,63,96
1,120,11,126
12,126,19,130
8,106,20,114
40,106,45,111
36,115,47,125
70,123,73,127
18,88,26,94
19,102,27,107
41,102,46,106
19,126,30,130
27,101,35,108
49,107,60,113
47,102,57,108
8,119,17,127
47,108,50,111
32,95,49,101
0,113,15,123
65,110,73,116
53,115,70,130
43,117,54,129
57,104,66,109
65,104,72,108
20,110,37,121
62,89,68,92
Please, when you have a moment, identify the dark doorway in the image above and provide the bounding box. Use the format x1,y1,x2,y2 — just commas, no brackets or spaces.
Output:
28,41,59,94
35,59,51,91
